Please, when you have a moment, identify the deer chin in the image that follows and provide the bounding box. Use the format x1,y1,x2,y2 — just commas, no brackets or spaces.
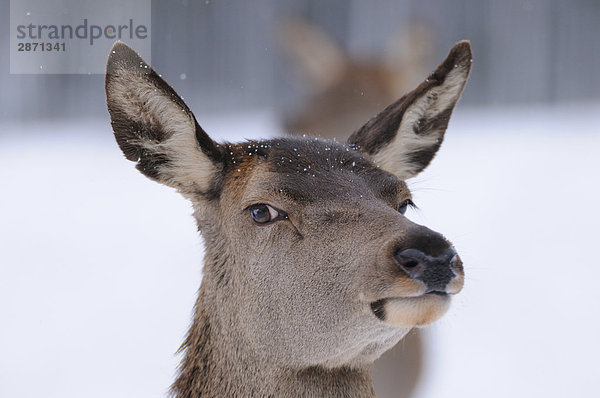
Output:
373,294,452,328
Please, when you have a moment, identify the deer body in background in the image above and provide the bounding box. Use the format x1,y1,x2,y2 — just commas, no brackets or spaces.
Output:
105,40,471,397
280,19,437,141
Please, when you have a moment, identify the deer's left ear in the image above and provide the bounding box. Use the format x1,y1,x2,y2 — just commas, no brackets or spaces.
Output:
348,41,472,180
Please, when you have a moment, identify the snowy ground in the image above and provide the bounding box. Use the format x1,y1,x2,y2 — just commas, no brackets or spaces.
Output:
1,104,599,397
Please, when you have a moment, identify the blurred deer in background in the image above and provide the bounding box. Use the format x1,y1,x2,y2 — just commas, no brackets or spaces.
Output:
280,18,436,142
106,40,470,397
280,18,438,397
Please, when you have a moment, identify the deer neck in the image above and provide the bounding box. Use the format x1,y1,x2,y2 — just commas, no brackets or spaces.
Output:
170,282,376,398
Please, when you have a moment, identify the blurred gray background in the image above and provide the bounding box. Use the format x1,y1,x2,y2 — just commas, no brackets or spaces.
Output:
1,0,599,124
1,2,600,398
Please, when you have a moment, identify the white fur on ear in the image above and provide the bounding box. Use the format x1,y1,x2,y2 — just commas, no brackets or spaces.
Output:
373,65,468,180
106,42,219,194
348,41,472,180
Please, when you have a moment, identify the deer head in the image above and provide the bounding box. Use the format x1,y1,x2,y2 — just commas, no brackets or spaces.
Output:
105,40,471,396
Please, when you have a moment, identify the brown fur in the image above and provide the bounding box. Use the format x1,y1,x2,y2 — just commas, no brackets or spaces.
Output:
105,40,471,397
280,19,437,142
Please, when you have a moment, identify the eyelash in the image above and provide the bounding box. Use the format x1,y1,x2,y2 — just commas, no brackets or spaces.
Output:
398,199,416,215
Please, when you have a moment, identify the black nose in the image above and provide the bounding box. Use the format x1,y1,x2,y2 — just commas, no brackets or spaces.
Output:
394,247,458,292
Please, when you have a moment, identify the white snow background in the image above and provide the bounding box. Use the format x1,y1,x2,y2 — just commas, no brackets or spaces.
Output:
1,104,599,397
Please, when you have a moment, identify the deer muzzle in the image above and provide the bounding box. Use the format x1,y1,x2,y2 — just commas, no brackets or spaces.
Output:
394,247,463,295
369,229,464,328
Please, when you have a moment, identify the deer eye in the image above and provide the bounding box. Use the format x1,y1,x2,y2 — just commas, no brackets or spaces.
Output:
249,204,285,225
398,199,415,215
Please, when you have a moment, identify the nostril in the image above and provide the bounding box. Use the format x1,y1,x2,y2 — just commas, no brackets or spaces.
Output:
402,259,419,269
394,248,428,277
449,253,461,272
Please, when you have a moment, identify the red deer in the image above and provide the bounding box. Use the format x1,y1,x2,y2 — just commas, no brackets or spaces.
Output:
105,40,471,397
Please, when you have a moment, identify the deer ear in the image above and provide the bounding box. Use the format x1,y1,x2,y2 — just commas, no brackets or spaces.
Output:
105,42,223,196
348,41,472,180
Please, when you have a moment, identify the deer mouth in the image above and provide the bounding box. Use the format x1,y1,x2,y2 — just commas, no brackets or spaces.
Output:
426,290,448,297
370,293,452,328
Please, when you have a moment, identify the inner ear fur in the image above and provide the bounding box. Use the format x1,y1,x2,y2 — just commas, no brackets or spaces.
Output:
348,41,472,180
105,41,223,195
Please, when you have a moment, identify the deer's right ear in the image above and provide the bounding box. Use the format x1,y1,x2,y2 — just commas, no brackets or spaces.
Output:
348,41,472,180
105,42,223,196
